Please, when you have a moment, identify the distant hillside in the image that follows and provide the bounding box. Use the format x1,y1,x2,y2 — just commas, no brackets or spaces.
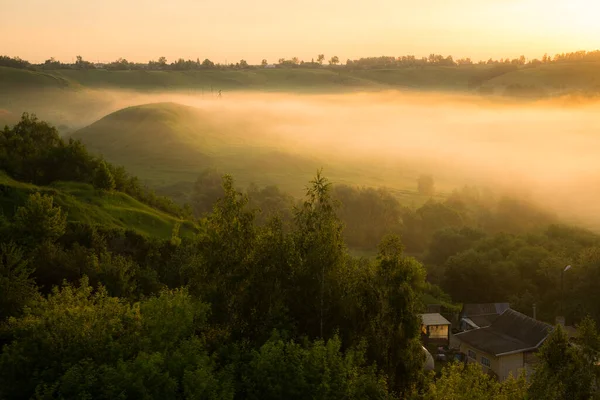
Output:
72,102,214,169
485,62,600,92
0,171,198,239
3,63,600,95
71,102,323,196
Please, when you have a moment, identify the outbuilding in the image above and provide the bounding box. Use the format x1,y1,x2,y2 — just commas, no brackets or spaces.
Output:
420,313,451,346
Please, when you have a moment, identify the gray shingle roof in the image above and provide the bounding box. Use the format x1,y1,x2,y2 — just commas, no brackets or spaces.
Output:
462,303,510,318
420,313,451,326
455,309,552,356
467,314,500,328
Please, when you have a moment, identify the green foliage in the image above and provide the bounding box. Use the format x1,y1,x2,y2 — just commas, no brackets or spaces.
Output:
0,280,219,399
11,113,600,398
292,170,345,339
425,362,528,400
192,168,225,217
94,160,116,191
528,325,596,400
367,235,427,393
242,334,391,400
0,113,62,183
0,117,448,399
170,222,182,246
0,242,37,319
247,183,294,225
14,192,67,245
0,113,185,216
332,185,402,250
0,171,196,240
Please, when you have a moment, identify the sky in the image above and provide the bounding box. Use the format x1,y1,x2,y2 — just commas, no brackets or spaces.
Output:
1,0,599,64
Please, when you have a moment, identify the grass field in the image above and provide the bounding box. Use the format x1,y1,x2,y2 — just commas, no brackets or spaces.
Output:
0,171,198,239
3,62,600,94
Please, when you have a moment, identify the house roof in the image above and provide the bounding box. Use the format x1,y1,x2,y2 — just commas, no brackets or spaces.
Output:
464,314,501,328
455,309,552,356
462,303,510,318
420,313,451,326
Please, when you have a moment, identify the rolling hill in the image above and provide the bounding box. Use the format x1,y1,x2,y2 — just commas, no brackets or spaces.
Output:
0,171,198,239
71,102,326,198
3,62,600,136
4,62,600,95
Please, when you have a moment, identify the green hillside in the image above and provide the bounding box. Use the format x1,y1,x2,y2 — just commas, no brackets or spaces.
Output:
71,102,328,195
0,171,198,239
4,62,600,94
485,62,600,92
70,102,441,205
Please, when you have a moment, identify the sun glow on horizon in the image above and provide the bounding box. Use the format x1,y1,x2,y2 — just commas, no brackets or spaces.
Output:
0,0,598,63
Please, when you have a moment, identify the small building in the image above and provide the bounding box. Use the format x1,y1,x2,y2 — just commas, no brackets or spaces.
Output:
454,309,552,381
460,303,510,331
420,313,451,346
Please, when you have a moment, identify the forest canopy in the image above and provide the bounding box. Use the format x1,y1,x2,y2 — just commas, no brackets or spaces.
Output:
2,115,600,399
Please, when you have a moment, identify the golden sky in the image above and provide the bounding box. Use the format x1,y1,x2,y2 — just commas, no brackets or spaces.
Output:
2,0,599,64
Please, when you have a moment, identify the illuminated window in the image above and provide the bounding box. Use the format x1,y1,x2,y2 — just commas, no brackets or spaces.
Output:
481,356,491,367
468,350,476,360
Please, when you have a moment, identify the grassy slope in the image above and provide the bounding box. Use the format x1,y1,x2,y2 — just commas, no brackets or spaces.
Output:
485,62,600,91
69,102,443,206
4,63,600,94
0,171,198,239
71,102,328,196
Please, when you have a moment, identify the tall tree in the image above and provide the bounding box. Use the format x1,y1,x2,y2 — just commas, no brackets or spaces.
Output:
93,160,116,191
292,170,345,339
13,193,67,246
368,235,426,394
528,325,595,399
191,168,225,217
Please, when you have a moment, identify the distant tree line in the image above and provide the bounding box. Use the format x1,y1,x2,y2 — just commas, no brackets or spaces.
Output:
2,49,600,71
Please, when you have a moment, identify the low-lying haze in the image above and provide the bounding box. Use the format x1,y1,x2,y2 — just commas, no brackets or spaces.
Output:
9,89,600,229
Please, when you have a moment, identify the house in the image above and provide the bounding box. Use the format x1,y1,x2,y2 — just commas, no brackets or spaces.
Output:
460,303,510,331
420,313,451,346
454,309,552,381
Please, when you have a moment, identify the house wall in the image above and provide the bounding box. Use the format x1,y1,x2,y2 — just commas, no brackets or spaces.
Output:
428,324,448,339
459,341,526,382
459,342,499,378
498,352,525,381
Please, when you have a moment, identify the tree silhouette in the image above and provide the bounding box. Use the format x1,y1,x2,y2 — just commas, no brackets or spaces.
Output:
94,160,116,191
